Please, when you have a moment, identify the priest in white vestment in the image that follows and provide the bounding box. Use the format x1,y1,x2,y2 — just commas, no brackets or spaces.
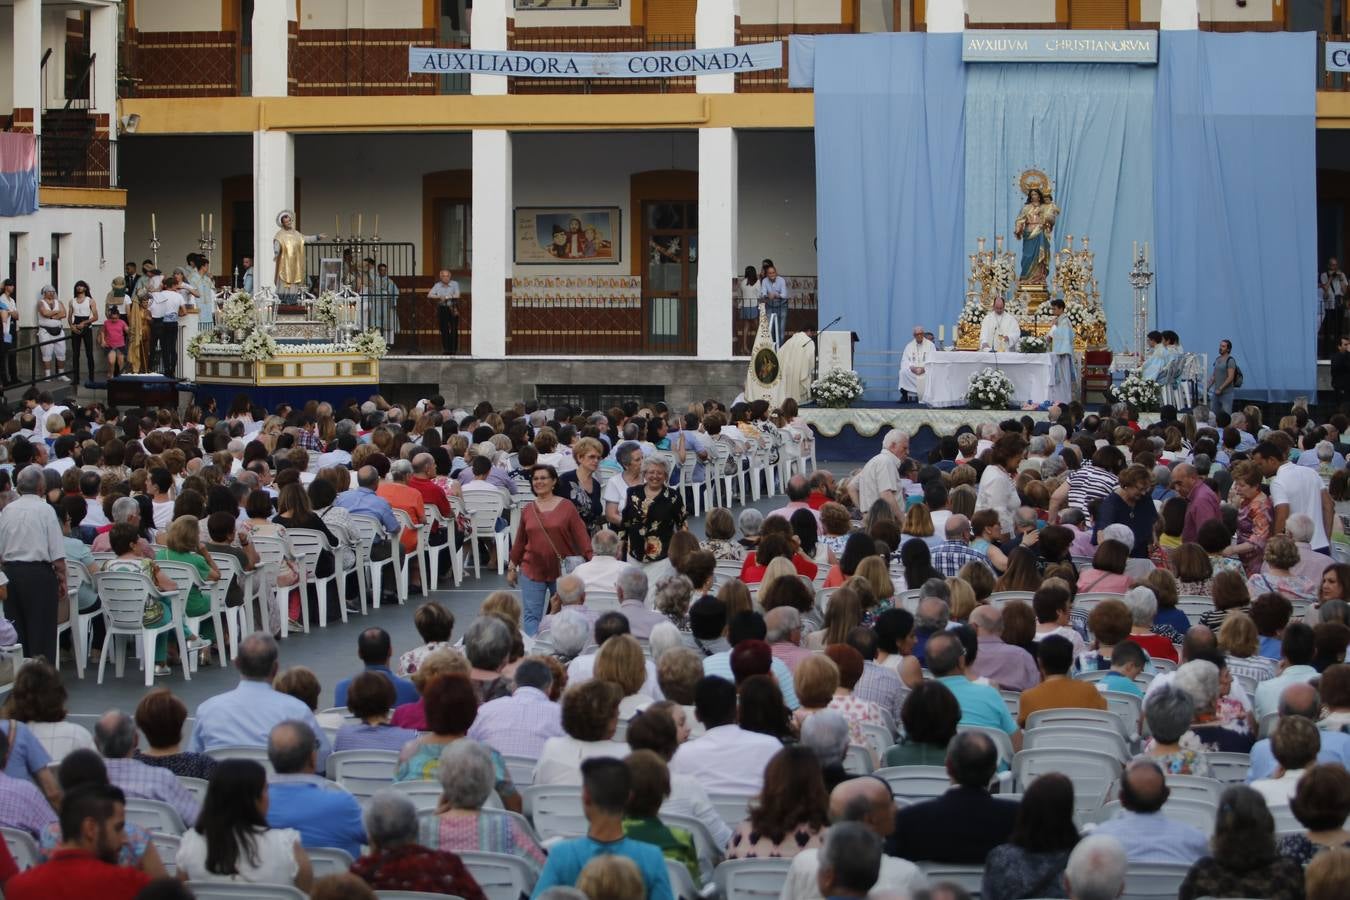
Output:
898,325,936,400
979,296,1022,352
778,330,816,404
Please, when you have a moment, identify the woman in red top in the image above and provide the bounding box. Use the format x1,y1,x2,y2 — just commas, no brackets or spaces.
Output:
507,464,592,637
1122,584,1180,662
100,303,128,377
740,529,818,583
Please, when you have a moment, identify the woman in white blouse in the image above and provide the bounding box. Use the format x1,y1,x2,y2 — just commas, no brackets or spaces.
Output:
533,680,629,786
175,759,313,892
975,433,1027,534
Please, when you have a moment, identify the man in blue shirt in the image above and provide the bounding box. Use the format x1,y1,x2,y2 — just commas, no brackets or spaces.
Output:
532,757,673,900
188,633,332,774
265,721,366,858
334,627,419,708
928,631,1023,752
1248,683,1350,781
334,466,402,561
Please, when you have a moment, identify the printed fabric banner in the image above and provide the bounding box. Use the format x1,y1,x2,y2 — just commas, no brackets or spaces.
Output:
0,132,37,217
410,43,782,78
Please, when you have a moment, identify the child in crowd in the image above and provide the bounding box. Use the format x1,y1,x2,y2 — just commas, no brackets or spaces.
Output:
101,303,128,376
1097,640,1146,699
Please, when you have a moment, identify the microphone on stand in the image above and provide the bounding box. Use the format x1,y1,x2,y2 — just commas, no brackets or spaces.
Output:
819,315,843,333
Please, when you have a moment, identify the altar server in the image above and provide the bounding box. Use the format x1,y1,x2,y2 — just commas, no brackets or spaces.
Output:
899,325,936,401
1048,299,1078,404
1140,331,1167,381
979,296,1021,352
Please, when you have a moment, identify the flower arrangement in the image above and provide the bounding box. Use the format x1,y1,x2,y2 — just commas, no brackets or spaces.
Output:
1017,335,1047,354
349,328,388,360
313,291,340,326
239,329,279,362
185,332,211,359
811,368,865,409
958,297,987,328
967,367,1015,410
988,257,1015,296
1116,370,1162,411
1064,301,1104,332
1055,256,1090,294
218,291,259,332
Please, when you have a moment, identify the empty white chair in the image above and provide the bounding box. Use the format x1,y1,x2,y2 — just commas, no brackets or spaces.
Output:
1119,863,1190,900
522,783,588,840
457,850,539,900
1012,749,1122,812
186,884,306,900
95,569,190,686
707,792,755,831
873,766,950,804
124,797,186,835
0,826,39,870
329,750,399,802
1024,725,1129,764
713,857,793,900
391,778,445,814
307,846,355,877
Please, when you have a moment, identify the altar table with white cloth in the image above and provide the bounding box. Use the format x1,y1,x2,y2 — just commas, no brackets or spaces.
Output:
919,350,1054,408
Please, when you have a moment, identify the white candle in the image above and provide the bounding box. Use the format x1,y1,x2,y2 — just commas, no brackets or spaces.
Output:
207,213,213,235
1144,242,1150,265
200,214,205,238
374,214,379,237
1133,241,1138,260
938,325,945,342
357,214,362,236
151,213,157,237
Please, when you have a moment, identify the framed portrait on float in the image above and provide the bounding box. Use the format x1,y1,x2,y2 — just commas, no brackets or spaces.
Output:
514,207,621,265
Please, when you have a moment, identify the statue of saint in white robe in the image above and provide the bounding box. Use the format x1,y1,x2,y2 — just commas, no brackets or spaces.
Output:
979,311,1021,352
898,337,935,397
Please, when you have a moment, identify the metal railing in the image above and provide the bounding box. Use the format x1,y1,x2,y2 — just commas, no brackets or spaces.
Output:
506,28,695,94
0,329,77,397
37,133,113,189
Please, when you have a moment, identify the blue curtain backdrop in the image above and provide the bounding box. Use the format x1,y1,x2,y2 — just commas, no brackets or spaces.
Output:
813,33,966,360
1154,31,1317,401
963,63,1155,344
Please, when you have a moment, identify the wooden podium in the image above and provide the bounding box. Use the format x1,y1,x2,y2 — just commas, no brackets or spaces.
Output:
818,330,857,374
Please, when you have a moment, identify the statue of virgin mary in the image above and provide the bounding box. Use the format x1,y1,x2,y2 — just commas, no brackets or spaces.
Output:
1013,184,1059,287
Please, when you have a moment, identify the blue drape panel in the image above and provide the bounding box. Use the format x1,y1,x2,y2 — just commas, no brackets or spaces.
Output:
813,34,966,357
1154,31,1317,401
964,64,1155,343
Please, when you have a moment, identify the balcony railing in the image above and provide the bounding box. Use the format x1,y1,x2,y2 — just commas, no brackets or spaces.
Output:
507,26,695,94
735,23,856,93
730,276,818,354
38,133,115,189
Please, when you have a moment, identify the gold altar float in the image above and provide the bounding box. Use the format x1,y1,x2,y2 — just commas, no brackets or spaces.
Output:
955,169,1108,350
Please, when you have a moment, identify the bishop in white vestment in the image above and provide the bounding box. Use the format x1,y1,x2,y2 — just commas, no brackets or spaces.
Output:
979,297,1022,352
898,326,936,398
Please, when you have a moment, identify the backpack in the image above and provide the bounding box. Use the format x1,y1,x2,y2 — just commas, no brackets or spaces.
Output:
1232,361,1244,389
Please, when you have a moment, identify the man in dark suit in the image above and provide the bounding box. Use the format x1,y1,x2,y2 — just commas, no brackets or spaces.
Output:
885,730,1019,863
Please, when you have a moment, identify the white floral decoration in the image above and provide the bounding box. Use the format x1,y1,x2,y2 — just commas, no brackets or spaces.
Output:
313,291,340,326
966,367,1015,410
349,328,388,360
959,297,987,328
811,368,865,408
239,329,279,361
218,291,259,332
1017,335,1048,354
1116,370,1162,411
1064,301,1104,331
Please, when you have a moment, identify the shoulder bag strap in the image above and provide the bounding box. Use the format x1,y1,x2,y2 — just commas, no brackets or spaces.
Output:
532,502,573,563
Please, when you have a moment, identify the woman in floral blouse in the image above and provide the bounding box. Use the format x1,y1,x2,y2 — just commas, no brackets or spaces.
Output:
699,507,745,561
1227,461,1274,577
619,456,687,563
397,601,456,677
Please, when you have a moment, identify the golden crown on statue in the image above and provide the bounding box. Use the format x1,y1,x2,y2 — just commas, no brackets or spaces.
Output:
1017,168,1055,199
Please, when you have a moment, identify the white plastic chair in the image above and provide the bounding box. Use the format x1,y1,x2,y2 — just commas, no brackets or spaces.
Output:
585,589,621,612
1102,690,1143,740
94,570,190,686
1013,748,1122,811
916,862,984,896
460,492,510,578
522,783,588,840
660,810,722,882
307,846,355,877
350,514,406,609
155,559,228,672
1206,751,1252,784
149,831,181,874
204,744,274,775
209,554,251,661
707,792,755,831
956,724,1016,770
423,503,465,589
178,776,209,802
59,560,101,679
186,884,306,900
873,765,951,803
391,778,445,814
1098,796,1216,834
392,508,430,598
1164,774,1223,805
286,528,344,629
1026,707,1130,741
501,754,536,788
124,797,186,835
0,825,39,870
667,856,702,900
988,590,1036,607
713,858,793,900
249,534,297,640
456,850,539,900
329,749,399,802
1120,863,1191,900
843,743,875,775
1024,725,1129,764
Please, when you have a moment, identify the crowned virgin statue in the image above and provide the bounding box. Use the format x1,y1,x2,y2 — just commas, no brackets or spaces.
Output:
1013,180,1059,288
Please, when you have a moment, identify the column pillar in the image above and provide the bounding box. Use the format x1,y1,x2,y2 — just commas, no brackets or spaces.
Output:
12,0,41,134
1160,0,1200,30
925,0,965,33
40,7,65,111
89,3,118,117
698,129,738,359
470,0,509,97
252,131,296,293
695,0,738,94
471,130,511,357
252,0,292,97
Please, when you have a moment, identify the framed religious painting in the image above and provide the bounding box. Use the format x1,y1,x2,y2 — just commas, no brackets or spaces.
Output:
514,207,621,265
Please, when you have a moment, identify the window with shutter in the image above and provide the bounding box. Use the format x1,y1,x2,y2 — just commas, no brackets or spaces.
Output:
645,0,697,37
1069,0,1128,29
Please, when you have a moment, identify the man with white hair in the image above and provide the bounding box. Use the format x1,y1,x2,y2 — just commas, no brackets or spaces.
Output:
91,495,155,558
898,324,935,401
1100,522,1155,580
800,710,851,789
617,566,665,639
1297,436,1345,471
570,529,626,592
779,775,926,900
548,609,592,664
1274,512,1334,584
766,606,812,673
1062,834,1128,900
353,789,486,896
931,515,994,577
0,465,66,664
1047,423,1067,449
539,574,595,633
853,429,909,519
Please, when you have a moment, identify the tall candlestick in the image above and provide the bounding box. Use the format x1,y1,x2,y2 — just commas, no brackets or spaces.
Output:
1133,241,1138,260
151,213,157,237
336,214,341,238
207,213,213,235
938,325,945,342
351,214,357,237
373,214,379,237
357,214,362,237
1144,242,1149,265
199,214,205,239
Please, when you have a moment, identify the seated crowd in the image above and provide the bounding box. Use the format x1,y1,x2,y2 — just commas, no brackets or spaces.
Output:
2,393,1350,899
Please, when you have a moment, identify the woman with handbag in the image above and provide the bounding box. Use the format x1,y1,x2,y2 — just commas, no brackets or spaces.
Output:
506,464,593,637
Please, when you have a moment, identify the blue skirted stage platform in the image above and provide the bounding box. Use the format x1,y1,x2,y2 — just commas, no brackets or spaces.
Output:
800,403,1049,461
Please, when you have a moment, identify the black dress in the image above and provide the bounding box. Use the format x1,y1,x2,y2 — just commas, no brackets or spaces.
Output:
557,470,603,534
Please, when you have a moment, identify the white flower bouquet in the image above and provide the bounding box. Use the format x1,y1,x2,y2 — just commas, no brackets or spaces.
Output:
988,257,1015,295
185,332,211,359
239,329,279,362
349,328,388,360
313,291,340,326
1116,370,1162,411
219,291,258,332
811,368,864,409
958,298,987,328
1064,301,1104,332
967,367,1015,410
1018,335,1048,354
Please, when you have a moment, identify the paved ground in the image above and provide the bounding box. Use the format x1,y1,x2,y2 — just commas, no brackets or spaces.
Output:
64,466,852,716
